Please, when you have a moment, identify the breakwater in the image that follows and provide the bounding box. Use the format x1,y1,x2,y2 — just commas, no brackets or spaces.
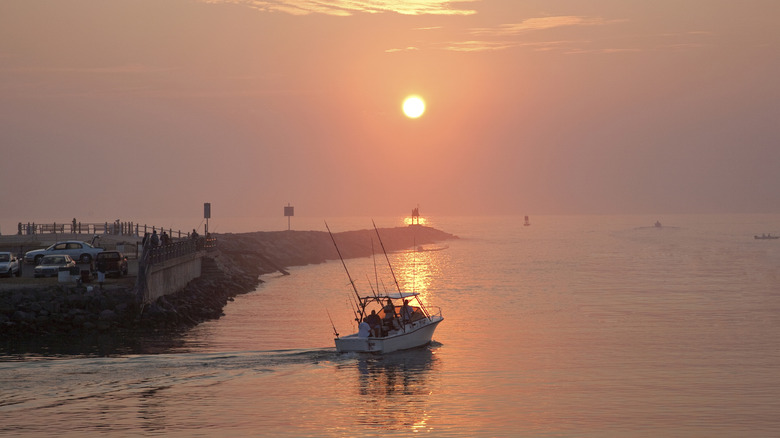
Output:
0,226,457,349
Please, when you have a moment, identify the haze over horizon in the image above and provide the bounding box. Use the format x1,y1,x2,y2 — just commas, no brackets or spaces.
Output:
2,0,779,229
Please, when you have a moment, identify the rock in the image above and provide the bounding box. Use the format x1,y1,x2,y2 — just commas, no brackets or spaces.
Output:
12,310,34,323
99,309,117,321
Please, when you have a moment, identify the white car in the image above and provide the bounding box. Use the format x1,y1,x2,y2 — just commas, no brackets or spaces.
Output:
0,252,21,277
24,241,104,265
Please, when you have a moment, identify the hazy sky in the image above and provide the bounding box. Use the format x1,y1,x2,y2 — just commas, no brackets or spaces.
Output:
1,0,779,230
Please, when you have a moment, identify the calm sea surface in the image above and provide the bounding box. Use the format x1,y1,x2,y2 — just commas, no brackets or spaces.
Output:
2,215,780,437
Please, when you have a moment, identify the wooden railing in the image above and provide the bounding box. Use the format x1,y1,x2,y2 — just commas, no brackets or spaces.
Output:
17,220,195,239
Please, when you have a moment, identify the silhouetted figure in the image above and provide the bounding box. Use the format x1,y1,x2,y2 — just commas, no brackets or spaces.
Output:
364,310,381,337
382,299,397,334
401,299,413,324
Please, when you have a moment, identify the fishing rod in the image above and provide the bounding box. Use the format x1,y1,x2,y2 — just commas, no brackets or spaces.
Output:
373,219,433,320
326,308,339,338
412,236,417,295
372,238,380,297
372,219,403,296
325,221,364,316
365,274,379,298
373,220,414,331
350,294,362,322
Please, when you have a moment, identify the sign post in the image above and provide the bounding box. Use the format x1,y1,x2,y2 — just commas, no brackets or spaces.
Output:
283,203,294,231
204,202,211,235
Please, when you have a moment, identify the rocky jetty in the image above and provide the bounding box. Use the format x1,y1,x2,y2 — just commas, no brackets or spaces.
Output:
0,226,457,343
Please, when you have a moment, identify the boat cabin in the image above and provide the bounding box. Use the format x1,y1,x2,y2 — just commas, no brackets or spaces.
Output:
358,293,429,338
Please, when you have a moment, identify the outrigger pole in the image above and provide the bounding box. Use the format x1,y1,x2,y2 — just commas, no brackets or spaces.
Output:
325,222,365,318
372,219,432,320
372,219,403,296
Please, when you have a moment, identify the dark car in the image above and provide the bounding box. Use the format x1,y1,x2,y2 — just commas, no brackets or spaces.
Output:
34,255,77,278
95,251,128,277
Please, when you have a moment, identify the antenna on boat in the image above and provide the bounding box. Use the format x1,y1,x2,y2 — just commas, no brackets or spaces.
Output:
325,221,365,318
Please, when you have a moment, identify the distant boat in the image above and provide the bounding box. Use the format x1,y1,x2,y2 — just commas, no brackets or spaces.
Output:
754,234,779,240
413,245,449,253
654,221,662,228
524,216,530,226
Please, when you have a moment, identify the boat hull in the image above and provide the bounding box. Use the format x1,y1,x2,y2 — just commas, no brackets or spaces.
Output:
335,316,443,354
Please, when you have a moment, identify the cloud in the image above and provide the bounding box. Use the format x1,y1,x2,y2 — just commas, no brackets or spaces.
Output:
439,40,517,52
469,16,616,37
201,0,478,16
385,46,420,53
441,39,595,53
436,16,639,53
563,47,641,55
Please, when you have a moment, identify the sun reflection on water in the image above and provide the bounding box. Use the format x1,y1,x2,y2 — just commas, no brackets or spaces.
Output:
389,244,447,308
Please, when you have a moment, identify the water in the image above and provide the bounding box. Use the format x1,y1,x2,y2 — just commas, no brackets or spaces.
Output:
2,215,780,436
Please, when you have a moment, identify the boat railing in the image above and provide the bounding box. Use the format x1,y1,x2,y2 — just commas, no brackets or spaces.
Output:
427,306,443,319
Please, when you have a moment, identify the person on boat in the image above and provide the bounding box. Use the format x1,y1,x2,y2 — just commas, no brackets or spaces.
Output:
364,310,381,337
358,321,371,338
401,299,413,324
382,299,397,334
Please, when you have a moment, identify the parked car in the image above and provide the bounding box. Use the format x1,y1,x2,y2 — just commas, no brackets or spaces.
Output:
95,251,128,277
24,241,104,265
34,255,77,278
0,252,21,277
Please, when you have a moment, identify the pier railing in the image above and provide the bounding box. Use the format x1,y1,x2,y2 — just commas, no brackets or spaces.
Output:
17,220,194,239
143,236,217,265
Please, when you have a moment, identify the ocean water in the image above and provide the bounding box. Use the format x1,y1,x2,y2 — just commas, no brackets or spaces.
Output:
2,215,780,437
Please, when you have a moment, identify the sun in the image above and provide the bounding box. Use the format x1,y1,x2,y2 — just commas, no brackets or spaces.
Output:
402,96,426,118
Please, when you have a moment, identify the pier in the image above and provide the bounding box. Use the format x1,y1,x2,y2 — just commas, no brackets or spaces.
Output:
1,224,457,341
1,221,218,307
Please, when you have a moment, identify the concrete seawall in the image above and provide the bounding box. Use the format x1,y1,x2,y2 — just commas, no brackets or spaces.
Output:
142,251,204,304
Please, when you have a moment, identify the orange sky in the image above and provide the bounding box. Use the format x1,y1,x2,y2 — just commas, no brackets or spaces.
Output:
1,0,779,230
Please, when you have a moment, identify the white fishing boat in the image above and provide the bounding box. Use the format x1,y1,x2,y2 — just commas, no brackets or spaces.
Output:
334,292,443,354
326,222,444,354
